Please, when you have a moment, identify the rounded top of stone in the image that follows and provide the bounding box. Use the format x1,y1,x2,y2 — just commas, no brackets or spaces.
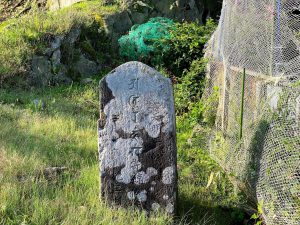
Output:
103,61,169,81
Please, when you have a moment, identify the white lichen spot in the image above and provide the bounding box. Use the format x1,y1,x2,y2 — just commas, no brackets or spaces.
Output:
151,202,160,211
166,203,174,214
162,166,174,185
146,167,158,177
134,167,158,185
134,171,150,185
136,190,147,202
116,151,142,184
127,191,135,200
163,195,169,200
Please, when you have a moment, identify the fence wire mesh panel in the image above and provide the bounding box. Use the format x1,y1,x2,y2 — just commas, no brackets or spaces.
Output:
205,0,300,224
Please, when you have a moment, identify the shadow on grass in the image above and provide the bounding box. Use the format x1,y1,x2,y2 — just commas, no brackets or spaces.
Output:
246,120,269,194
177,192,247,225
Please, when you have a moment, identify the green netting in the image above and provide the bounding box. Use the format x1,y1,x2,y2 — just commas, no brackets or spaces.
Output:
118,17,175,61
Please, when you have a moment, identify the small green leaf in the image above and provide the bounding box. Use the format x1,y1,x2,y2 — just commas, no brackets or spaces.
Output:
251,214,258,220
258,200,264,214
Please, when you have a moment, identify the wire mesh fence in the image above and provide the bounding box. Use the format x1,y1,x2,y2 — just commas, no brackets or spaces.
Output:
204,0,300,224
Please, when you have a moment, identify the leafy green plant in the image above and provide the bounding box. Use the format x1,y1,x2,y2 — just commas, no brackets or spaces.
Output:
175,58,219,127
159,19,217,76
175,59,207,116
251,200,264,225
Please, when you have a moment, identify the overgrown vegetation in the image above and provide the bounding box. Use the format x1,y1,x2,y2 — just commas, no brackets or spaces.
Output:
119,18,216,76
0,1,117,81
0,0,46,23
159,19,217,76
0,85,170,225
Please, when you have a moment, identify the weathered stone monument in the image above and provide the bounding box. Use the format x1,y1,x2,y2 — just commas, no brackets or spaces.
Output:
98,61,177,214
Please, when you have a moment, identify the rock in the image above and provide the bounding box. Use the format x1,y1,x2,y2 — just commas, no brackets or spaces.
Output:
52,66,73,85
122,0,206,24
109,11,133,34
80,78,94,85
65,27,81,45
102,11,133,47
73,54,101,78
152,0,201,22
28,56,53,87
118,0,135,8
44,36,63,56
152,0,174,16
99,61,177,215
130,11,148,24
51,36,63,50
179,0,201,22
18,166,69,182
42,166,68,181
102,0,117,4
51,49,61,70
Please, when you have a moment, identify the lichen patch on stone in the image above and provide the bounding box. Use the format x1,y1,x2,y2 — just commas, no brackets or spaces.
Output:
162,166,175,185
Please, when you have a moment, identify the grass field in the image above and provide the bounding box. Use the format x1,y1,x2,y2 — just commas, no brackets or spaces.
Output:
0,81,247,225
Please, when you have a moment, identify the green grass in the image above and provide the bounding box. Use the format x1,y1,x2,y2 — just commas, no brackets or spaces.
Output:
0,83,247,225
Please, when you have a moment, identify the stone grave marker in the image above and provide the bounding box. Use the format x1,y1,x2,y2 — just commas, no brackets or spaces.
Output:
98,61,177,214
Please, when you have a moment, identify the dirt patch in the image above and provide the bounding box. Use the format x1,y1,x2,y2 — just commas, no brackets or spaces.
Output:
0,0,47,23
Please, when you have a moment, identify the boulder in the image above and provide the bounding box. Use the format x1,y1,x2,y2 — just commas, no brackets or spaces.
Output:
51,49,61,71
113,11,133,34
52,66,73,85
130,11,148,24
73,54,101,78
28,56,53,87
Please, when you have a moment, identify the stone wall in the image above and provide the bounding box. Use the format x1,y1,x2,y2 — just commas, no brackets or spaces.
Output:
28,25,109,87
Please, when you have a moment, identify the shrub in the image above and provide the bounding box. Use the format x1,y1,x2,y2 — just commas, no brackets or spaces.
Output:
175,58,219,125
175,59,207,114
160,19,217,76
